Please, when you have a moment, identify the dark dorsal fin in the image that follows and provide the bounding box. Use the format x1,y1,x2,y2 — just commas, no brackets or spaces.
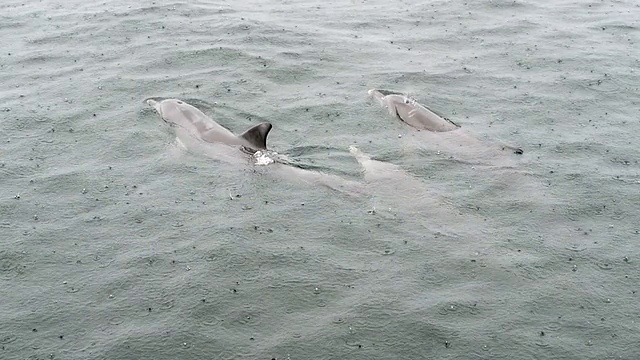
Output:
239,122,272,150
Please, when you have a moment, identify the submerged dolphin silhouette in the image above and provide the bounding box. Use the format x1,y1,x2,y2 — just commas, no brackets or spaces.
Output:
368,89,459,132
147,98,272,152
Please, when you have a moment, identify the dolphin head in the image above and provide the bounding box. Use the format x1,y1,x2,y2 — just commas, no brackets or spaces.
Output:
146,98,175,125
368,89,406,108
147,99,206,130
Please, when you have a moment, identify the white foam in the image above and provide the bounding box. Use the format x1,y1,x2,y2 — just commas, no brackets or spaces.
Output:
253,150,276,166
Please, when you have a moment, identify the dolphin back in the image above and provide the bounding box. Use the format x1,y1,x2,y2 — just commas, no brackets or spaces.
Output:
239,122,272,150
147,98,273,151
368,89,459,132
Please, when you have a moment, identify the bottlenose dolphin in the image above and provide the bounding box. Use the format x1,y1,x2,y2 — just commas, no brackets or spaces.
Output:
147,98,272,152
368,89,523,163
146,98,364,196
368,89,459,132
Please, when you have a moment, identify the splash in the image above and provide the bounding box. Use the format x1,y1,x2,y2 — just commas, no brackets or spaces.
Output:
252,150,281,166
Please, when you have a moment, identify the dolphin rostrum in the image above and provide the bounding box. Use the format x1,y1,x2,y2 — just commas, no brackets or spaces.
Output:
147,98,272,152
368,89,459,132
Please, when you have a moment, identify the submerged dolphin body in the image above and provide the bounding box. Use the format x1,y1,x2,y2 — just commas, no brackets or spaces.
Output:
348,145,493,236
368,89,459,132
147,98,272,152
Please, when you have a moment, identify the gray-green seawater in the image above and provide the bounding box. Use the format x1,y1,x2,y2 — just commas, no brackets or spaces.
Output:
1,0,639,359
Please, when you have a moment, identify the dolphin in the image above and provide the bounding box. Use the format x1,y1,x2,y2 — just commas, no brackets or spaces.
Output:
146,97,364,196
368,89,523,158
147,98,272,152
368,89,459,132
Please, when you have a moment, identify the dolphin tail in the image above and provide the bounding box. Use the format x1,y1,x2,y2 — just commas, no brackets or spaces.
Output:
239,122,272,150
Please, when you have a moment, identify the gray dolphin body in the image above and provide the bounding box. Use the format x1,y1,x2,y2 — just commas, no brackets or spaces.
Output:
146,98,363,195
368,89,459,132
368,89,523,158
147,98,272,151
